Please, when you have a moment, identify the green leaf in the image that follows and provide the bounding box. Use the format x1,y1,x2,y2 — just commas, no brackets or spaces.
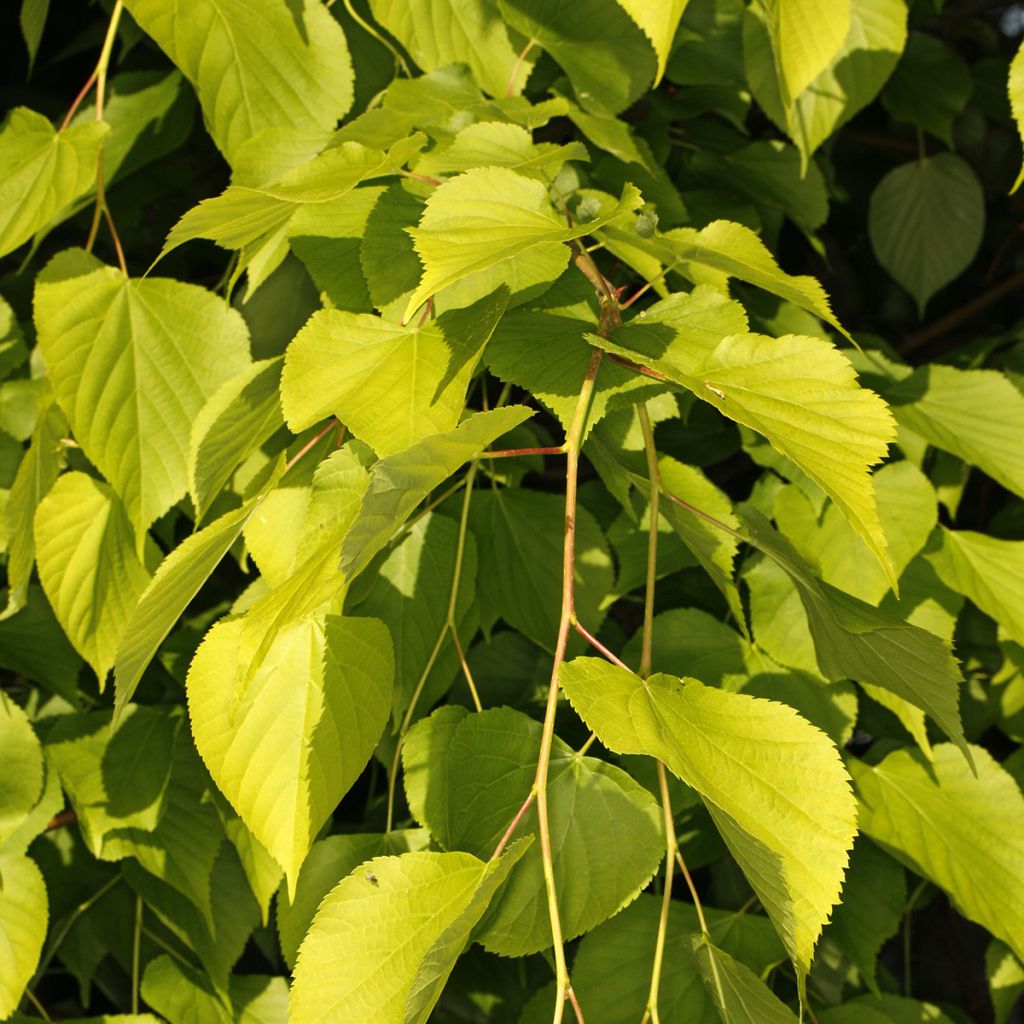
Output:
34,250,251,539
189,358,284,523
403,706,663,956
338,406,534,581
349,512,477,723
416,122,588,181
869,154,984,316
881,32,972,147
485,308,665,437
762,0,851,107
368,0,533,96
158,137,423,292
602,310,897,586
497,0,657,114
617,0,689,86
1,397,67,619
113,461,285,720
693,935,800,1023
557,660,857,982
739,506,968,755
470,488,614,653
823,837,906,994
0,586,83,701
79,706,179,818
645,221,847,336
282,288,507,455
880,364,1024,501
289,847,526,1024
123,842,259,992
744,0,909,164
0,853,47,1019
34,473,151,685
0,697,44,847
0,108,107,260
987,940,1024,1024
187,614,393,893
403,169,642,321
20,0,50,71
1011,40,1024,192
819,994,957,1023
0,746,62,857
122,0,354,167
927,529,1024,647
854,743,1024,964
140,955,232,1024
568,893,785,1024
276,833,396,968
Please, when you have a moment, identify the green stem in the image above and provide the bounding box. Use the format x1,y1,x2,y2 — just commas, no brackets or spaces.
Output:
643,762,676,1024
340,0,412,76
535,345,605,1024
386,462,480,833
131,893,143,1014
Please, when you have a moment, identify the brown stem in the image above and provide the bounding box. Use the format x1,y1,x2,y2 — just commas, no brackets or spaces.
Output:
573,619,631,671
482,446,566,459
59,71,98,131
284,420,338,474
46,810,77,831
901,270,1024,355
606,352,670,382
490,790,536,861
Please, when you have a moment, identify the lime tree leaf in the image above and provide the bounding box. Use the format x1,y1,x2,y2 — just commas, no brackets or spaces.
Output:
1012,40,1024,192
470,488,613,653
402,706,662,955
485,308,665,437
648,221,847,336
339,406,534,581
217,809,282,928
693,935,800,1023
349,513,477,723
276,832,425,967
403,168,641,321
123,843,259,992
497,0,657,114
617,0,689,85
141,955,232,1024
0,108,107,260
880,364,1024,501
0,853,47,1019
854,743,1024,964
368,0,533,96
0,698,44,847
34,473,151,685
157,137,424,291
20,0,49,71
823,837,906,994
282,288,507,455
569,893,785,1024
113,461,285,720
289,847,526,1024
0,587,83,701
0,745,62,858
869,154,984,316
188,614,393,894
881,32,971,147
189,358,284,523
762,0,851,107
927,529,1024,647
657,457,745,626
1,397,67,619
600,315,897,586
34,250,251,539
558,659,858,982
819,994,956,1024
739,506,968,756
987,940,1024,1024
744,0,909,164
416,122,589,181
122,0,354,167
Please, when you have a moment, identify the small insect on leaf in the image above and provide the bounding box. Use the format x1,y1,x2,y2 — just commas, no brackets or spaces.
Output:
704,380,726,400
365,871,379,886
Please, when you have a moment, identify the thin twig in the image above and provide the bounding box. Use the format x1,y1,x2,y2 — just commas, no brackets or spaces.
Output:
482,446,565,459
572,619,631,671
284,420,338,474
490,790,536,861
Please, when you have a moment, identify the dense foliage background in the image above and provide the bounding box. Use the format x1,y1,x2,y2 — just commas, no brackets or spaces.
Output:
2,1,1024,1022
